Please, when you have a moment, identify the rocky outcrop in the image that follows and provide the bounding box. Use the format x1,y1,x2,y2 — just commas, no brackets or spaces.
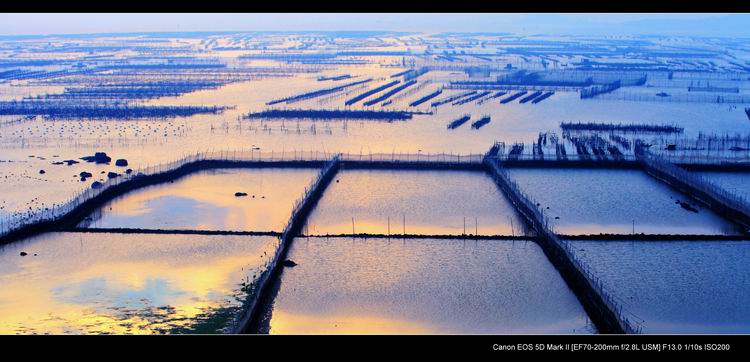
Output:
80,152,112,164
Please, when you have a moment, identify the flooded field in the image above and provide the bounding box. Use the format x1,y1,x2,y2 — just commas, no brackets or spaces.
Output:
569,239,750,333
0,232,279,334
304,169,528,236
507,168,741,235
263,237,594,334
79,168,318,231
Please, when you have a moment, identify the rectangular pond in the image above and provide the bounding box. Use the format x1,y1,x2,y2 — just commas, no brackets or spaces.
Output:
262,237,595,334
78,168,318,232
692,171,750,200
507,168,741,235
0,232,279,334
569,239,750,333
304,169,529,236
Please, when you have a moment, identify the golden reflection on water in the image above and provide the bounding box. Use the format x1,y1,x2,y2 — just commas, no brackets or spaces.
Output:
83,168,317,231
0,232,278,334
305,170,528,236
267,238,594,334
269,310,433,334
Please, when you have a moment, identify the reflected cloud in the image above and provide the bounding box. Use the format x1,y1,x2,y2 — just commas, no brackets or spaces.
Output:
82,169,317,231
267,237,594,334
306,170,529,236
0,232,279,334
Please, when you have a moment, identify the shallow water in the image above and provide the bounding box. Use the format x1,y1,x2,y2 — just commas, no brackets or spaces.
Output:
569,240,750,333
1,33,749,336
507,168,741,235
693,171,750,200
80,168,318,231
2,68,749,222
304,169,529,236
0,232,279,334
265,237,594,334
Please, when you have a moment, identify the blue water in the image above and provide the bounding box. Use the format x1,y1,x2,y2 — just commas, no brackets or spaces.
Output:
569,239,750,333
266,237,595,334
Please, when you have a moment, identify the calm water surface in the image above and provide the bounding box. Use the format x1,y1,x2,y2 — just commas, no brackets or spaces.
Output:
304,169,529,236
80,168,317,231
0,232,279,334
3,74,749,219
507,168,741,235
570,240,750,333
693,171,750,200
265,237,595,334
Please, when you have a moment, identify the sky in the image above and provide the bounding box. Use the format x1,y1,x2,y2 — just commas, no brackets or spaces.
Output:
0,13,748,38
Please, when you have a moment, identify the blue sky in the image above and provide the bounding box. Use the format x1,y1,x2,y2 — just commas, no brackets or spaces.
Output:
0,13,748,37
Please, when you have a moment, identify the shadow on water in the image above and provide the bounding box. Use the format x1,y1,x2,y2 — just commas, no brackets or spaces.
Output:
244,263,285,334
